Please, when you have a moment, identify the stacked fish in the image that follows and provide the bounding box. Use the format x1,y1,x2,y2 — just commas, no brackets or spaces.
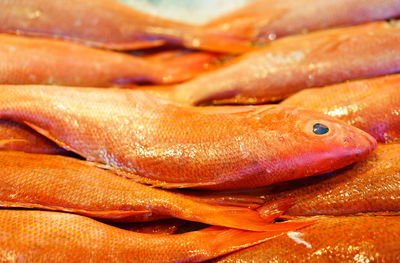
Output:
0,0,399,262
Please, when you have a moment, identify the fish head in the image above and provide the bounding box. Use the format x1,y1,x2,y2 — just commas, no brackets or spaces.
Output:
271,106,377,178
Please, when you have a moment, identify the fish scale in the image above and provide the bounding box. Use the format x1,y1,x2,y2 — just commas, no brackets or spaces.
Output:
0,33,205,86
0,150,303,231
0,85,376,190
0,119,65,154
281,74,400,143
171,22,400,105
0,210,312,263
257,144,400,216
214,215,400,262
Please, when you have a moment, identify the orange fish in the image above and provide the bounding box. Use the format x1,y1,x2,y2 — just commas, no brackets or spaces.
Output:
0,120,65,154
170,22,400,105
281,74,400,143
206,0,400,48
214,215,400,262
0,210,312,263
256,144,400,216
0,85,376,190
0,34,213,86
0,0,253,53
0,150,303,231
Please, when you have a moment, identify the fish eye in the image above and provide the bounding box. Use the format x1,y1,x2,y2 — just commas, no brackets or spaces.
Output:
313,123,329,135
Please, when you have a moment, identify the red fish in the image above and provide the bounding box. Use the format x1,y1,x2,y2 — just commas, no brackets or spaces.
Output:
0,210,312,263
281,74,400,143
0,85,376,190
170,22,400,105
206,0,400,49
0,120,65,154
0,34,214,86
0,150,301,231
257,144,400,216
0,0,253,53
214,215,400,262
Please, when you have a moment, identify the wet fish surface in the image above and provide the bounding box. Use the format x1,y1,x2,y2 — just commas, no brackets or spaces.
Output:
258,144,400,216
0,34,202,86
0,210,311,263
0,85,376,190
282,74,400,143
206,0,400,49
0,150,300,231
0,120,65,154
171,22,400,105
214,215,400,262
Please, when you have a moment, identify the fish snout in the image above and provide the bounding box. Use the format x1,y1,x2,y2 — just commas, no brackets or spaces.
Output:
342,124,377,157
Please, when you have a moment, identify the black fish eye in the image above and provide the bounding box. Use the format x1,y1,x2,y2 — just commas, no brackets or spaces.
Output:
313,123,329,135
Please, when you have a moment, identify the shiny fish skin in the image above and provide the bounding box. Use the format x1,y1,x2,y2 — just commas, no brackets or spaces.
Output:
0,151,296,231
0,120,65,154
281,74,400,143
0,210,312,263
171,22,400,105
259,144,400,216
0,0,252,53
0,34,199,86
0,85,376,190
214,215,400,263
0,0,188,50
206,0,400,47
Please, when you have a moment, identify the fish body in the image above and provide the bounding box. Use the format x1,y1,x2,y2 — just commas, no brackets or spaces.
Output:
0,150,299,231
259,144,400,216
215,215,400,262
0,210,311,263
0,85,376,190
172,22,400,105
282,74,400,143
206,0,400,47
0,34,203,86
0,120,65,154
0,0,253,53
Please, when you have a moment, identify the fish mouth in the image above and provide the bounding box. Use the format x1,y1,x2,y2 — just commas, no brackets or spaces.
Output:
344,125,377,157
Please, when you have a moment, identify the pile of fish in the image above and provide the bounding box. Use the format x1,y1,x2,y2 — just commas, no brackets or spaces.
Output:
0,0,399,262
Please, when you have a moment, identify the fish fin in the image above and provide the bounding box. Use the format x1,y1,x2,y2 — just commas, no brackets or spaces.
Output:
257,197,295,220
23,121,87,158
0,138,29,148
156,51,225,84
0,201,149,220
191,11,286,53
98,40,166,51
193,220,314,258
184,196,298,232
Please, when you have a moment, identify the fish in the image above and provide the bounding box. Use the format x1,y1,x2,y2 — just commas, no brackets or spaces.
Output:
0,119,66,154
0,150,305,231
0,210,312,263
0,33,212,86
257,143,400,216
214,215,400,262
0,85,376,190
281,74,400,143
0,0,254,53
206,0,400,48
170,22,400,105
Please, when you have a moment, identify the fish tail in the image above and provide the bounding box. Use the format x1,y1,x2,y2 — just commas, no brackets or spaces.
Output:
195,221,314,258
183,197,296,231
257,197,295,220
157,51,224,84
180,11,284,54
